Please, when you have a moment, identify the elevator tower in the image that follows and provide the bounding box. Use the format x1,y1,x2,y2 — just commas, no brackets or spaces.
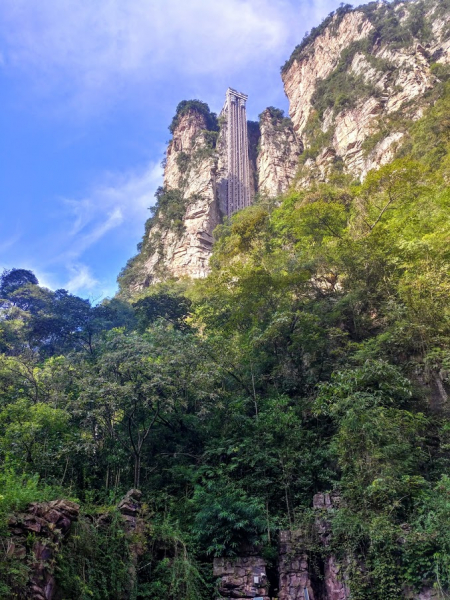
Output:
220,88,252,216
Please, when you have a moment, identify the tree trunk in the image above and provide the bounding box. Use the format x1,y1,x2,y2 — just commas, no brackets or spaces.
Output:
134,453,141,489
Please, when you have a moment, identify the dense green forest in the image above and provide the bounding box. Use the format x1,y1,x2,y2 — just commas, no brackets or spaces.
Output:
1,57,450,600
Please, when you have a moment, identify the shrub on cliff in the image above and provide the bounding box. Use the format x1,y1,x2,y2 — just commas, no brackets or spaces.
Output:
169,100,218,134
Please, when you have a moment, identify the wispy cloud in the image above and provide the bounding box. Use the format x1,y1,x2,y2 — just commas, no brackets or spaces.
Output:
0,234,21,255
65,263,99,294
54,160,163,262
12,160,163,297
0,0,302,109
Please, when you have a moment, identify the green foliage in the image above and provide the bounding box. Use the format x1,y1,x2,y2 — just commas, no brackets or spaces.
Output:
201,130,219,150
358,0,435,49
0,400,71,474
0,470,62,528
56,511,134,600
3,13,450,597
311,41,381,119
281,4,353,73
406,81,450,168
138,518,210,600
403,475,450,591
176,151,190,173
259,107,293,136
192,484,266,556
133,292,191,331
169,100,218,135
151,186,189,234
0,269,38,298
300,112,335,162
262,106,284,121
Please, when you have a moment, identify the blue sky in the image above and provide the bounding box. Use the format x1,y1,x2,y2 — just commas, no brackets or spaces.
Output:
0,0,361,300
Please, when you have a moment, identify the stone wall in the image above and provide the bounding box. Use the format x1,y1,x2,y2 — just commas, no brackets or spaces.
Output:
213,555,270,599
278,530,315,600
7,499,80,600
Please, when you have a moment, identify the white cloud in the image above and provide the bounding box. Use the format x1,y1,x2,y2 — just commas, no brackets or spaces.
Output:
0,0,298,106
15,160,163,297
65,263,99,294
54,160,163,263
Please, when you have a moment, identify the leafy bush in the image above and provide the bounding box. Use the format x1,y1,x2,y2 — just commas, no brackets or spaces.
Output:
0,470,62,529
150,187,189,234
56,511,134,600
138,518,210,600
169,100,218,134
192,484,267,556
176,151,190,173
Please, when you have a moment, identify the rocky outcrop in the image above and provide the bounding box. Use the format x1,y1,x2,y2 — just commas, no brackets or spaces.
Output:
283,10,373,138
118,487,143,534
3,491,146,600
141,107,221,283
118,489,145,599
125,103,264,289
282,0,450,180
121,0,450,291
257,109,302,197
278,530,315,600
313,493,349,600
276,493,349,600
213,555,270,599
6,499,79,600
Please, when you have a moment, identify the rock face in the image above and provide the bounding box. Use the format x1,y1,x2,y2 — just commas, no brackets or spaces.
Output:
282,0,450,180
124,101,263,290
141,108,221,283
257,108,302,197
6,499,79,600
283,10,373,138
118,488,143,533
278,530,315,600
121,0,450,291
213,555,270,599
118,489,145,599
313,493,349,600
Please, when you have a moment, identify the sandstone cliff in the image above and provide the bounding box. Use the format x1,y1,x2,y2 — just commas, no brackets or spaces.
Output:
119,102,222,291
119,101,262,292
119,0,450,292
257,107,302,197
144,104,221,283
282,0,450,180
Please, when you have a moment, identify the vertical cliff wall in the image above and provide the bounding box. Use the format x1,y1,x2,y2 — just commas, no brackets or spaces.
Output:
119,99,263,292
257,107,302,197
143,106,220,281
282,0,450,181
119,0,450,293
119,102,222,291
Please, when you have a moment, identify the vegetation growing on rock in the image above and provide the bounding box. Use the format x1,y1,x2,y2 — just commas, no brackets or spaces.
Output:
169,100,219,135
2,2,450,598
2,78,450,597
